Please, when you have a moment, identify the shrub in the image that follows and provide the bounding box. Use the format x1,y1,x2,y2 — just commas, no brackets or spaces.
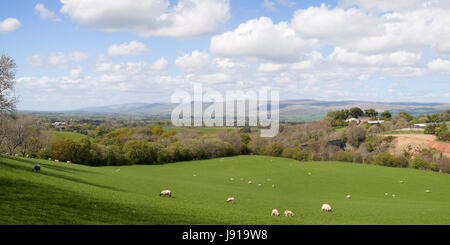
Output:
334,151,353,162
409,157,428,169
282,147,309,161
374,153,401,167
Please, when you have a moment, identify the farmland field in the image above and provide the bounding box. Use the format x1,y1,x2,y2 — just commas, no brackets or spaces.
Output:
42,130,88,140
1,155,449,225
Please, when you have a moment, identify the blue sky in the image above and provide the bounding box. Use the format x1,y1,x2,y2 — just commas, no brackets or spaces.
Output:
0,0,449,111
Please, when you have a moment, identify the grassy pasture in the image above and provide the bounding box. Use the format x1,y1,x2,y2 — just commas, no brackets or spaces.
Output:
42,130,88,140
1,155,449,225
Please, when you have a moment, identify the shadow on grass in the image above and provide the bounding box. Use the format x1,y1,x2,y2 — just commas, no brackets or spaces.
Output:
0,158,124,193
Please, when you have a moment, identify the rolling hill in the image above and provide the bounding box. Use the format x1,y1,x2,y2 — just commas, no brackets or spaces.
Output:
1,155,449,225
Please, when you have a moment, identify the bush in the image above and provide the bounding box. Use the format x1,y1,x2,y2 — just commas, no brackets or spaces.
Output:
334,151,353,162
374,153,402,167
282,147,309,161
409,157,428,169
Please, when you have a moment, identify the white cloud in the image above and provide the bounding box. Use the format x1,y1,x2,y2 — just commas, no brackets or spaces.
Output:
0,18,22,33
107,41,150,56
210,17,317,62
328,47,422,66
262,0,277,12
338,0,449,12
427,58,450,74
291,4,450,55
27,52,89,69
276,0,295,7
175,50,214,73
151,58,168,71
60,0,230,38
35,3,60,21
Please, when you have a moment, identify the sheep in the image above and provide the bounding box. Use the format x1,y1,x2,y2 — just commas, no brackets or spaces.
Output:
230,178,234,181
32,164,41,172
345,195,351,199
266,178,271,182
399,180,404,184
160,190,172,197
321,204,332,212
115,169,121,172
308,172,312,176
226,197,235,203
258,184,262,187
55,160,59,162
392,194,396,198
26,154,30,158
248,181,252,184
284,210,294,217
271,209,280,216
272,184,275,188
193,174,197,177
426,190,431,193
67,161,71,164
385,193,389,196
48,158,52,161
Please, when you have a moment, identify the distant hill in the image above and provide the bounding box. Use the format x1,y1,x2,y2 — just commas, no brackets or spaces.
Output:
63,100,450,122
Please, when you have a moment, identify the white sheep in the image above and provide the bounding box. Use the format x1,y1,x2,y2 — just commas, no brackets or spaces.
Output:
321,204,332,212
226,197,235,203
385,193,389,196
426,190,431,193
272,184,275,188
67,161,71,164
248,181,252,184
271,209,280,216
160,190,172,197
55,159,59,162
258,184,262,187
230,178,234,181
392,194,396,198
284,210,294,217
399,180,404,184
345,195,351,199
308,172,312,176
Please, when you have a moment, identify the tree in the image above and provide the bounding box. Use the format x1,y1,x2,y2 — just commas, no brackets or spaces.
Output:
349,107,364,118
399,112,414,122
364,108,378,118
0,54,17,113
380,110,392,119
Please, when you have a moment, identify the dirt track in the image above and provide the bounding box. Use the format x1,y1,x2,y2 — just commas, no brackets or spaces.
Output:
385,134,450,158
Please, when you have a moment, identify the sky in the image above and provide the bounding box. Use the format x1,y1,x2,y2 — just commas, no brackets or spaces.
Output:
1,0,449,111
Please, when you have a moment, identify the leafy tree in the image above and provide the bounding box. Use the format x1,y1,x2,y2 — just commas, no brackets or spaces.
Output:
380,110,392,119
0,54,17,113
364,108,378,118
399,112,414,122
349,107,364,118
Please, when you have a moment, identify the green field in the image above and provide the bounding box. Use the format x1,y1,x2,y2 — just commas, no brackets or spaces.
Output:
382,130,424,135
1,155,449,225
42,130,88,140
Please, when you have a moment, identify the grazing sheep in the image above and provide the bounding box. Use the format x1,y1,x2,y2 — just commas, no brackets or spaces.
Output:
230,178,234,181
32,164,41,172
308,172,312,176
67,161,71,164
258,184,262,187
193,174,197,177
321,204,332,212
160,190,172,197
26,154,30,158
55,160,59,162
221,158,225,160
226,197,235,203
271,209,280,216
266,178,271,181
399,180,404,184
284,210,294,217
115,169,121,172
248,181,252,184
48,158,52,161
392,194,396,198
15,154,18,157
385,193,389,196
426,190,431,193
272,184,275,188
346,195,351,199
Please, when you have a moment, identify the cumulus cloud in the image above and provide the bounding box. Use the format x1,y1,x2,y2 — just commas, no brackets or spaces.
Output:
60,0,230,38
338,0,450,12
35,3,60,21
210,17,317,62
175,50,214,73
427,58,450,74
0,18,22,33
328,47,422,66
108,41,150,56
262,0,277,12
26,52,89,69
151,58,169,71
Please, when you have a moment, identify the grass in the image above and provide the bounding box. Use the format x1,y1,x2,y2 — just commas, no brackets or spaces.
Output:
1,155,449,225
42,130,88,140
